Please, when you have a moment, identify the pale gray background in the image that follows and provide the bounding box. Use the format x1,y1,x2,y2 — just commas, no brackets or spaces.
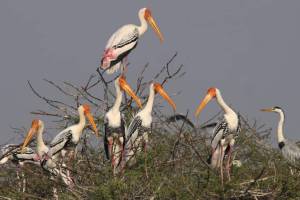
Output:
0,0,299,144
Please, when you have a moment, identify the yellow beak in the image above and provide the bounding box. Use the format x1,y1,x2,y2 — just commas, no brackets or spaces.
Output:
85,112,99,137
155,84,176,110
21,125,38,153
119,77,142,108
147,15,164,43
195,94,213,118
260,108,273,112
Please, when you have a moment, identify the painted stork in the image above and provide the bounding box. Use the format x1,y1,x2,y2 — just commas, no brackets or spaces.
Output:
100,7,164,74
21,119,74,198
261,106,300,162
21,119,73,185
0,144,38,165
49,104,99,160
0,144,39,192
125,82,176,165
104,75,142,174
195,87,241,183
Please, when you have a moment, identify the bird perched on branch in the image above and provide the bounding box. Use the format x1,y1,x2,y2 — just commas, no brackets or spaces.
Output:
125,82,176,165
21,119,73,186
100,8,164,74
195,87,241,183
0,143,39,193
104,75,142,174
261,106,300,162
49,104,99,160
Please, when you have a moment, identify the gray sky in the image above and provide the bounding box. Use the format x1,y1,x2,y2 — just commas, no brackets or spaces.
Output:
1,0,300,144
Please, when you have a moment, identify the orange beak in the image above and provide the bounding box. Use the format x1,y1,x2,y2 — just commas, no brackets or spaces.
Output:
154,83,176,110
21,120,39,153
195,88,217,118
145,12,164,43
85,111,99,137
119,76,142,108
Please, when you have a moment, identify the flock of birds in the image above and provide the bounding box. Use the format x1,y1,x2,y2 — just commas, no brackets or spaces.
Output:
1,7,300,197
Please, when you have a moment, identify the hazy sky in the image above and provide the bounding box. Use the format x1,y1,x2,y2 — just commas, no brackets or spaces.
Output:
1,0,300,144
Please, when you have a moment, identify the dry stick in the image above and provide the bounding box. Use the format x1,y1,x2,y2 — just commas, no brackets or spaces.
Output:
83,74,95,91
170,111,189,163
31,110,63,118
153,52,178,80
161,64,183,86
0,196,12,200
43,79,75,98
244,167,266,194
27,81,77,111
63,82,98,107
186,137,218,175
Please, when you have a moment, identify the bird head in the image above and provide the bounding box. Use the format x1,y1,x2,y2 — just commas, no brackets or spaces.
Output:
260,106,283,113
81,104,99,137
140,8,164,43
21,119,42,153
152,82,176,110
118,75,142,108
195,87,218,118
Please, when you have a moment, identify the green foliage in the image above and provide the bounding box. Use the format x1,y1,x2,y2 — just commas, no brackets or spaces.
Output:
1,122,300,199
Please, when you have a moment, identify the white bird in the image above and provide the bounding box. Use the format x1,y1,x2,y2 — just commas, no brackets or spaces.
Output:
0,144,38,165
100,8,164,74
195,87,241,183
261,106,300,162
125,82,176,165
21,119,73,186
0,144,39,193
49,104,99,161
104,75,142,174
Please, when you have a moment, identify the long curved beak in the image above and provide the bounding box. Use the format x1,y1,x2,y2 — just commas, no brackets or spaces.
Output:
155,84,176,110
147,15,164,43
195,94,213,118
21,125,38,153
260,108,273,112
119,78,142,108
85,112,99,137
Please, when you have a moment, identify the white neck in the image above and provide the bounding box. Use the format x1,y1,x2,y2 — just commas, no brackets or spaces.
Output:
138,11,148,36
276,110,285,142
78,108,86,131
216,89,235,115
36,123,47,155
112,82,123,113
142,84,155,114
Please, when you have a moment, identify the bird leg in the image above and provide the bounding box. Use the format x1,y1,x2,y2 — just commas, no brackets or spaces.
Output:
108,137,114,163
121,57,129,75
53,187,59,200
16,170,21,192
220,146,224,186
22,172,26,193
225,146,232,181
